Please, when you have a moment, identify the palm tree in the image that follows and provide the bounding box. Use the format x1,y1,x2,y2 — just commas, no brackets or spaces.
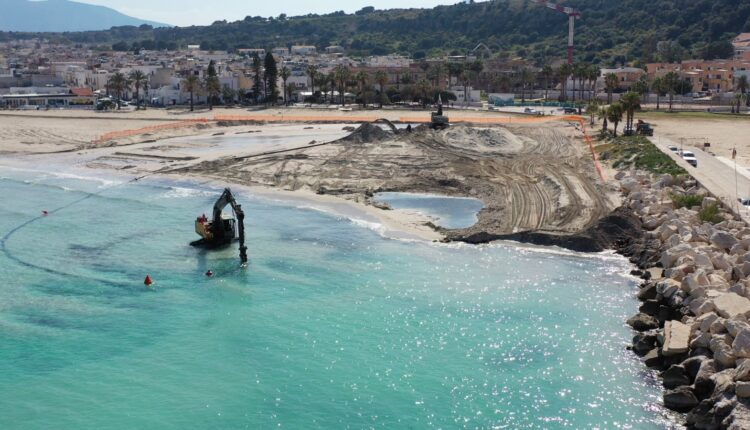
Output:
519,68,533,103
416,79,432,107
558,64,572,102
651,77,665,110
541,65,553,101
374,70,388,108
306,65,318,96
597,103,609,133
181,73,200,112
355,71,369,107
586,99,601,126
575,62,587,101
128,70,147,110
327,72,336,104
736,75,749,107
620,91,641,132
735,93,747,114
333,65,351,105
107,72,129,109
663,71,680,111
280,66,291,105
607,102,624,136
204,75,221,111
587,65,600,101
604,73,618,104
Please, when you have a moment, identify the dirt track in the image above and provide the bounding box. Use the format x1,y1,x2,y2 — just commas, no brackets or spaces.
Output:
176,123,618,238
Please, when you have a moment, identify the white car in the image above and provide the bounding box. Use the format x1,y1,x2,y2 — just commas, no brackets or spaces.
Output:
681,151,698,167
739,198,750,208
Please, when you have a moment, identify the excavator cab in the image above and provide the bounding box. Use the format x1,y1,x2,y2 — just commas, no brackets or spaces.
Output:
191,188,248,263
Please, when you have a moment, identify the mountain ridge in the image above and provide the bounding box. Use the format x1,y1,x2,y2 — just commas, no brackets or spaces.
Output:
0,0,169,32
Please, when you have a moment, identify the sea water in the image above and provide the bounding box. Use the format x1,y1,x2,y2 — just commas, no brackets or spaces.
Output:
0,169,676,429
374,192,485,229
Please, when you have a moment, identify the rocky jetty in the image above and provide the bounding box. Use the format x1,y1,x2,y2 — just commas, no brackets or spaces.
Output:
619,170,750,429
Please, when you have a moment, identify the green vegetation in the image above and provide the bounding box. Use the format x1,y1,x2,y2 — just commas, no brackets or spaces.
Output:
671,194,704,209
598,135,687,176
699,203,724,224
1,0,748,64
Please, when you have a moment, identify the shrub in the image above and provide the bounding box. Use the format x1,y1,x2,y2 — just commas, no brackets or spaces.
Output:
698,203,724,224
671,194,704,209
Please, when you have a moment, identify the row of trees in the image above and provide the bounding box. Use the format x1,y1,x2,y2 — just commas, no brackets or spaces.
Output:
106,70,149,109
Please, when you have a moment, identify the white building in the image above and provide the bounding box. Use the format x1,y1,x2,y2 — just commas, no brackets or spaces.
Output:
450,85,481,104
291,45,317,56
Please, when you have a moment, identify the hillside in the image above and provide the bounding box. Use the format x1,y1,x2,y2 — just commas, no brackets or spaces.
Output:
2,0,749,64
0,0,168,32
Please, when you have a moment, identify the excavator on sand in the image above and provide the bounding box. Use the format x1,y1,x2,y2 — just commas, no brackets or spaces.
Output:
191,188,248,264
430,95,450,130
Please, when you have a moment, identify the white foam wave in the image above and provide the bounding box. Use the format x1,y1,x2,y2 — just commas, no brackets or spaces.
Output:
161,186,216,199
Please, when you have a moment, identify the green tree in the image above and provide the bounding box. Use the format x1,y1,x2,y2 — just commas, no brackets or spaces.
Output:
128,70,147,110
374,70,388,108
604,73,619,104
251,53,263,104
263,53,279,104
606,102,624,136
222,85,235,105
663,71,680,111
280,66,291,104
107,72,129,109
736,75,749,107
586,99,601,126
355,71,370,107
541,65,554,101
620,91,641,131
586,65,600,101
651,76,665,110
306,64,318,97
181,73,200,112
204,60,220,110
558,64,572,102
334,65,351,105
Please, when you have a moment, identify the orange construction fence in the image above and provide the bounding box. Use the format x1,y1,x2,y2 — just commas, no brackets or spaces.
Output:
91,118,209,145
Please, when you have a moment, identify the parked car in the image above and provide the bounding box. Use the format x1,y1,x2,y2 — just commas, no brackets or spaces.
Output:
668,145,679,152
524,107,537,114
563,107,577,114
739,198,750,208
681,150,698,167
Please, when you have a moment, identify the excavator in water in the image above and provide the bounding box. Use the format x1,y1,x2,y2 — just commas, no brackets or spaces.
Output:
191,188,248,264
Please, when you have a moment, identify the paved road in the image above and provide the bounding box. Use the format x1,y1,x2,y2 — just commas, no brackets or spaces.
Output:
649,136,750,219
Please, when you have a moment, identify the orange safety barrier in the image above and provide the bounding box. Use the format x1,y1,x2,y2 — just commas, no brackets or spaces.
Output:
91,118,210,145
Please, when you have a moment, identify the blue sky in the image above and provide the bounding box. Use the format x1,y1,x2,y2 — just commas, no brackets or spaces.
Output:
74,0,461,27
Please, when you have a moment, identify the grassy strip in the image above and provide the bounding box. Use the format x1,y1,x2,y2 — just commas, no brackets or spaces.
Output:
597,135,687,176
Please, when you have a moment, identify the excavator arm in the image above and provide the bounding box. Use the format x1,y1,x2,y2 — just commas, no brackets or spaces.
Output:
211,188,248,264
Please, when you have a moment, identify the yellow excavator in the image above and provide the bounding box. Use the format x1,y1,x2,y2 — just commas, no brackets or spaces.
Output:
191,188,248,264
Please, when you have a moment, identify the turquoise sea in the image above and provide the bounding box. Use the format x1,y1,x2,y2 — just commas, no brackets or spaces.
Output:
0,167,675,429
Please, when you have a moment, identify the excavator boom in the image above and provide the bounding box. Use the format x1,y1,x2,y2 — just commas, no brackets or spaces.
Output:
193,188,248,264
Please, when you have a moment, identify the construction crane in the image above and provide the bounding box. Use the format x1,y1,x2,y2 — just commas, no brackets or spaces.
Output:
528,0,581,65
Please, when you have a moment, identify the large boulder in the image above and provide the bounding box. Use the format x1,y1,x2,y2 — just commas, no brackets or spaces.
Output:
712,231,739,252
737,381,750,398
663,321,691,356
695,359,718,399
662,364,691,389
734,329,750,359
638,283,658,301
714,293,750,319
724,400,750,430
664,386,699,412
710,335,737,368
736,359,750,381
627,313,659,331
661,243,696,269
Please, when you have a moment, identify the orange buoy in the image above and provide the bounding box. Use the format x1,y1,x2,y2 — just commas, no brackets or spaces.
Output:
144,275,153,286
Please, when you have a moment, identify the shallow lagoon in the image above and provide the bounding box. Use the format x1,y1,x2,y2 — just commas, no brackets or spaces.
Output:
374,192,485,229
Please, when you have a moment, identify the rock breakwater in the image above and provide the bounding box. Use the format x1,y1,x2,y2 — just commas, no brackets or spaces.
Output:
619,170,750,429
